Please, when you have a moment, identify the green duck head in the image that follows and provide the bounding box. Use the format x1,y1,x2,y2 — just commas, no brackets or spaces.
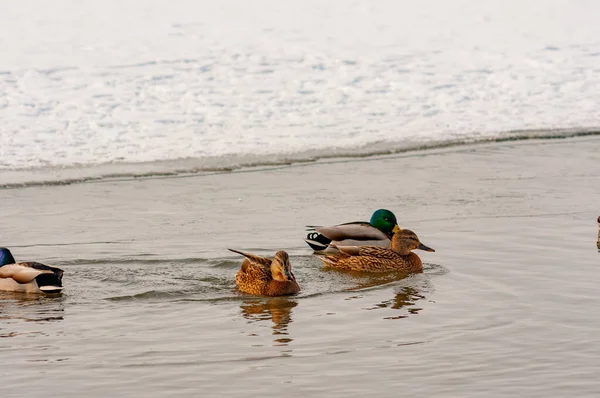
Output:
369,209,400,238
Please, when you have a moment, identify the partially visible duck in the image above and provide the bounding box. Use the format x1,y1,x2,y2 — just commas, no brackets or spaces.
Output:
314,229,434,273
597,216,600,250
229,249,300,297
0,248,64,294
305,209,400,252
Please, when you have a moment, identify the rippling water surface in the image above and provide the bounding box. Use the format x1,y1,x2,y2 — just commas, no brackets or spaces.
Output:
2,137,600,397
2,1,600,396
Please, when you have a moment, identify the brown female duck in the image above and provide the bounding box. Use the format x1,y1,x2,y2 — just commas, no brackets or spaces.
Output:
229,249,300,296
315,229,435,273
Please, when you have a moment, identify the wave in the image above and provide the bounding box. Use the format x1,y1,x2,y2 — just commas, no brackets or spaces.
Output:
1,127,599,189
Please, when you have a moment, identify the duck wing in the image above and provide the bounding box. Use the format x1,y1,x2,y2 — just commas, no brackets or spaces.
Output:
313,253,345,268
312,222,389,241
0,262,57,284
336,246,399,260
29,262,64,277
358,246,400,259
332,245,361,256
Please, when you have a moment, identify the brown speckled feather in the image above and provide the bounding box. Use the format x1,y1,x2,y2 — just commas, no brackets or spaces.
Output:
356,246,402,260
263,279,301,297
315,229,433,273
230,249,300,297
318,251,422,273
235,259,272,296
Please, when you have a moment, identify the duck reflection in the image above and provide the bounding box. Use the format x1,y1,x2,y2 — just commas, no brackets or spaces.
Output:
333,269,436,319
343,270,414,291
379,286,427,318
240,297,298,345
366,281,433,319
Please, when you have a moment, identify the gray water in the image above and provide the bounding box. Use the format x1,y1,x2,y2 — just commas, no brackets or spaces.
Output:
2,136,599,397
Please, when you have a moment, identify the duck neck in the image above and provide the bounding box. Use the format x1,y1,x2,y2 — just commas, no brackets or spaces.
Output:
405,253,423,272
390,237,411,255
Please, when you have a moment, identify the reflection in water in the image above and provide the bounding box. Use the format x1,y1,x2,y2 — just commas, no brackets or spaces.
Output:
377,287,426,319
327,268,436,320
343,271,413,291
368,280,434,320
0,292,65,337
240,298,298,345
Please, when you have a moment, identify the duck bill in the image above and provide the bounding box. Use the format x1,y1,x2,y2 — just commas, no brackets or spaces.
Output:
392,225,401,233
286,271,296,282
418,242,435,252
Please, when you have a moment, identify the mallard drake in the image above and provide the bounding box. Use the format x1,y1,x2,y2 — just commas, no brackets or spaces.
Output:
229,249,300,297
314,229,434,273
305,209,400,252
0,248,64,294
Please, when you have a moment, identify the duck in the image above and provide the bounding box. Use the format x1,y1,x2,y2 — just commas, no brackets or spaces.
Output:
0,248,64,294
597,216,600,250
229,249,300,297
305,209,400,252
314,229,435,273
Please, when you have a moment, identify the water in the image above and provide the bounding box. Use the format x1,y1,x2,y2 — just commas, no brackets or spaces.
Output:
1,1,600,396
2,136,600,397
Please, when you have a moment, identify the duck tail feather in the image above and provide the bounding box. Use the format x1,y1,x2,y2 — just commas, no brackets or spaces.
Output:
228,248,247,257
314,254,339,267
228,248,260,260
305,231,331,245
39,285,64,293
304,239,328,251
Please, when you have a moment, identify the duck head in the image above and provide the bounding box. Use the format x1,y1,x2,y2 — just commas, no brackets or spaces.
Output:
270,251,296,282
390,230,435,255
370,209,400,238
0,248,16,266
